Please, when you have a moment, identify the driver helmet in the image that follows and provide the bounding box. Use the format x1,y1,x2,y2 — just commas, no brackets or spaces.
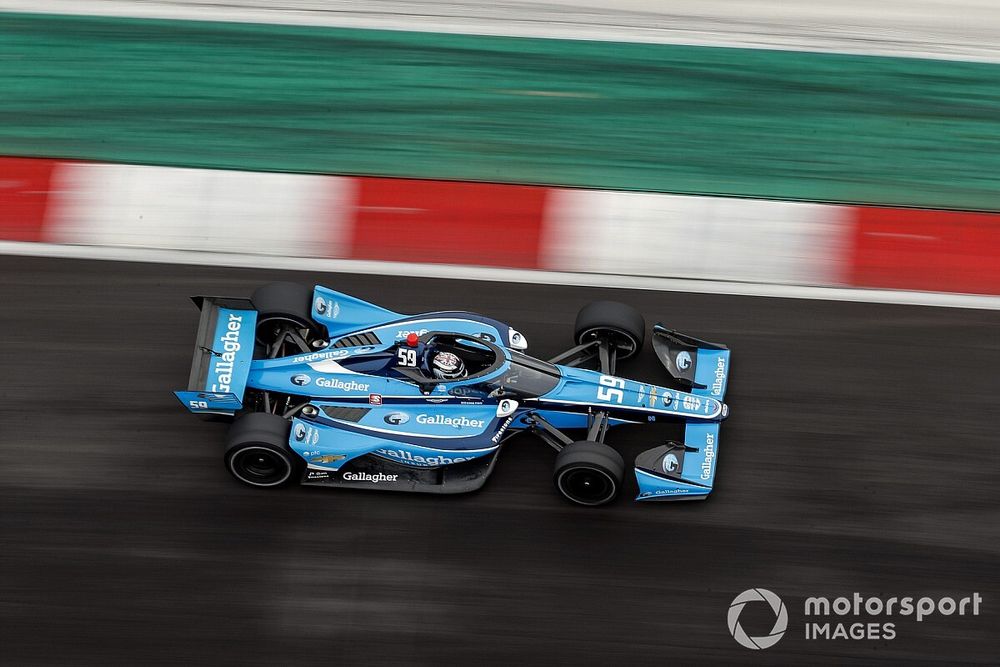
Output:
431,351,467,380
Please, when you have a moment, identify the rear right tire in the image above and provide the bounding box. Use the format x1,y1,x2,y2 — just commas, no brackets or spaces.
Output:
225,412,300,488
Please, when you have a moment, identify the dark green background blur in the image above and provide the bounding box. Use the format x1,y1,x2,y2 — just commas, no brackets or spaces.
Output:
3,12,1000,210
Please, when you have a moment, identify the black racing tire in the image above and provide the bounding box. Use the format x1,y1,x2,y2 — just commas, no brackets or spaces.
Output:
574,300,646,360
250,282,324,347
553,440,625,507
224,412,300,488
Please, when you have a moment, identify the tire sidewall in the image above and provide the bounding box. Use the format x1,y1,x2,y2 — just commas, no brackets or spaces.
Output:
555,463,620,506
225,413,299,489
553,441,625,507
226,443,294,488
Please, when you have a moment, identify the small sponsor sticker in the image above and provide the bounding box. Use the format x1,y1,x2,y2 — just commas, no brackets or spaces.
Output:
369,393,382,406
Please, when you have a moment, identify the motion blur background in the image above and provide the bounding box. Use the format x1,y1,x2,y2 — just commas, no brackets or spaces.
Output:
1,1,998,664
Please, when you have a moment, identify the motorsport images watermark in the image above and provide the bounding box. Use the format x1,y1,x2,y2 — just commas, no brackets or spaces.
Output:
728,589,984,649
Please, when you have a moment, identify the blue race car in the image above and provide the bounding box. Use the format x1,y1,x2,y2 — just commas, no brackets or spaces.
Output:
175,282,731,506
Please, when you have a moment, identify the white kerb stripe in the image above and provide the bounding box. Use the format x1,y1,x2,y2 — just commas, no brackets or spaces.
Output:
542,189,849,285
45,162,354,257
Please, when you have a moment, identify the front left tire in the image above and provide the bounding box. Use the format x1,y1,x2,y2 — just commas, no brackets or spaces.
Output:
574,300,646,360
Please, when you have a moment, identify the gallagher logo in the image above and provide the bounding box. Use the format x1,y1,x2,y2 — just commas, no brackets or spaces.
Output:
384,412,409,425
291,374,311,386
675,351,692,371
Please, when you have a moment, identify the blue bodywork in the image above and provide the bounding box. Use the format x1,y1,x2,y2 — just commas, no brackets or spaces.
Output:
176,286,731,501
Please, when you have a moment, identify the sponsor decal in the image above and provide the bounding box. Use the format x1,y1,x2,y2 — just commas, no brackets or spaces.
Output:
491,415,515,443
342,471,398,483
644,487,690,496
292,349,349,363
662,452,679,473
649,387,658,405
306,470,330,480
369,393,383,406
712,356,727,396
701,433,716,480
637,384,646,405
309,454,346,464
676,350,692,371
661,391,672,406
384,412,409,425
375,448,477,467
476,332,496,343
198,392,233,401
315,296,340,318
395,328,429,339
291,374,311,386
416,414,485,429
293,423,320,446
315,378,370,392
425,397,448,403
210,313,244,393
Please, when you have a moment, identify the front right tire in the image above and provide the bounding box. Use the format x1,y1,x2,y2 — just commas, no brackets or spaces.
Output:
553,440,625,507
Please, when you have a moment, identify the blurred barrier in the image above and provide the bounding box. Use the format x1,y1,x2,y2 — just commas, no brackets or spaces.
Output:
2,156,999,295
4,11,1000,211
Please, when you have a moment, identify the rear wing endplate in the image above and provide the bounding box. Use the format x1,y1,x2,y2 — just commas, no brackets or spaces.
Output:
173,296,257,417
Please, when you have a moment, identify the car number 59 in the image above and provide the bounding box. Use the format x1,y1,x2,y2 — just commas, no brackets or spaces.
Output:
597,375,625,404
397,348,417,367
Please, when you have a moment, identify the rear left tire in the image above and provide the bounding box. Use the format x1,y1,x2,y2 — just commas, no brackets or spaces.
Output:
251,282,325,355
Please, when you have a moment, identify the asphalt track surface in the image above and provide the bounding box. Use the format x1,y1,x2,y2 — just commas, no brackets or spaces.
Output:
1,255,998,665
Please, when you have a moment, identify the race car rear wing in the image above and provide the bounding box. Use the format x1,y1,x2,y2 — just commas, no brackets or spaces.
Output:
652,324,730,401
173,296,257,418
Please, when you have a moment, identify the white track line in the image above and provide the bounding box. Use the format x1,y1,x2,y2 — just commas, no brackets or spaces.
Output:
5,0,1000,63
2,241,998,311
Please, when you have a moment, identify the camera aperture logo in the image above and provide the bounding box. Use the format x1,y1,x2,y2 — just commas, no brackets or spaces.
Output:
729,589,984,649
728,588,788,650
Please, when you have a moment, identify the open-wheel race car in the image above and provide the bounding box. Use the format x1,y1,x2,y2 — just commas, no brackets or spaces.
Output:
174,282,731,506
